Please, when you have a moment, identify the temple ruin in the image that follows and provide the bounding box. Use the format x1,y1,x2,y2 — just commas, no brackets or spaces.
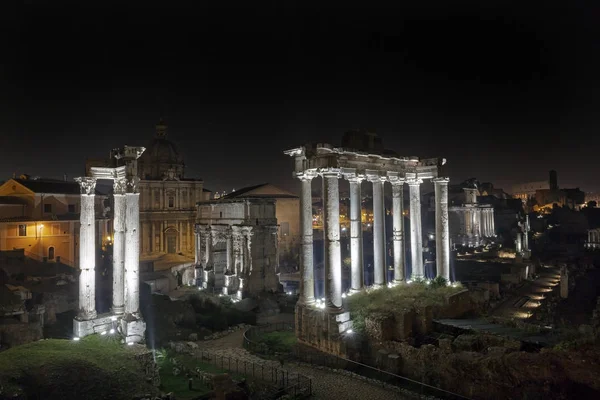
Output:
73,145,146,344
194,198,281,298
285,133,448,355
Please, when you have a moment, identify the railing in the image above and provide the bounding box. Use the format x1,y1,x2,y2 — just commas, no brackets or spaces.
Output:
191,348,312,398
244,323,472,400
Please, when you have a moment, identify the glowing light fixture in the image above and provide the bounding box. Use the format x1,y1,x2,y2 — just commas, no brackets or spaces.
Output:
109,328,115,334
100,331,107,335
73,337,80,341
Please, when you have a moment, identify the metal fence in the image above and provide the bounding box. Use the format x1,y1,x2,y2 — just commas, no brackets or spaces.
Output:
243,323,471,400
191,348,312,398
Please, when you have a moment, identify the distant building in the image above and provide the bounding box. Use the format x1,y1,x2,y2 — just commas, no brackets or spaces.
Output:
512,170,557,201
585,192,600,205
86,120,211,266
219,184,299,260
513,170,584,211
426,179,495,247
0,176,110,267
194,198,281,298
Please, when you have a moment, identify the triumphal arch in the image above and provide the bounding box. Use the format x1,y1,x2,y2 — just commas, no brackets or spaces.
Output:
285,134,449,355
73,145,146,344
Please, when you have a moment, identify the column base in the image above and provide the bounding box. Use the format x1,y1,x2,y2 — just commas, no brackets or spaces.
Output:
120,313,146,344
295,303,353,357
77,309,97,321
111,305,125,315
73,313,118,339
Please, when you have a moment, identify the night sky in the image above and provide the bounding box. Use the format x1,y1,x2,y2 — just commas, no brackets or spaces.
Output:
1,2,599,194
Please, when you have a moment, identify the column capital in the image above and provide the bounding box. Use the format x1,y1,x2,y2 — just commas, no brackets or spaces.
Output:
75,177,97,195
113,178,127,195
366,171,386,183
296,171,317,181
406,178,423,186
432,177,450,184
389,178,405,186
126,177,141,194
344,173,365,183
319,168,341,178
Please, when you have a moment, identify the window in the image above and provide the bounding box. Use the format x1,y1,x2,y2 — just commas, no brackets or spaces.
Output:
68,204,76,213
281,222,290,236
18,224,27,237
44,204,52,213
168,196,174,208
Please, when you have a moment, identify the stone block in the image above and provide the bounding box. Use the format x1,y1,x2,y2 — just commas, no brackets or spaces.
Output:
413,306,433,335
387,353,402,375
393,309,414,340
335,312,351,323
121,317,147,344
73,314,118,338
365,313,394,341
338,320,353,333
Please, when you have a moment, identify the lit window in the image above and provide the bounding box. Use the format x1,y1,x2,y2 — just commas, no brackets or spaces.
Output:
18,224,27,236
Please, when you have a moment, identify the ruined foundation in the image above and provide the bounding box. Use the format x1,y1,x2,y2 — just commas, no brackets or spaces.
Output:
295,303,352,357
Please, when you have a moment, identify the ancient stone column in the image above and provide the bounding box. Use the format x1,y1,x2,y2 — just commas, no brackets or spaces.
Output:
112,178,127,315
75,177,97,320
486,209,491,237
348,175,364,291
125,177,141,316
523,214,530,251
204,228,212,268
194,226,202,265
490,209,495,236
298,173,315,304
433,178,450,281
322,170,342,311
515,232,523,253
226,228,233,273
369,175,386,287
408,179,424,279
232,226,242,275
391,180,406,283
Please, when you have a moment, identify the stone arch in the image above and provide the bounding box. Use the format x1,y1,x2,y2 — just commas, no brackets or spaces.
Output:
164,225,179,254
48,246,55,260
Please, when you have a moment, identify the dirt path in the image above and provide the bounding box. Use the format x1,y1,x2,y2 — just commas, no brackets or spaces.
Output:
194,323,408,399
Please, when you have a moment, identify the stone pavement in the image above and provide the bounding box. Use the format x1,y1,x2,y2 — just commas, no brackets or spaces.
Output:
193,328,409,399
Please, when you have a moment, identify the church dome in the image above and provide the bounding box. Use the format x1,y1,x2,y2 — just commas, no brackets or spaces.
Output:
138,120,185,180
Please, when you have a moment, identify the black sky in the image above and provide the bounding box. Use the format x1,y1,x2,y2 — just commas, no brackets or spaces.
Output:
1,1,599,194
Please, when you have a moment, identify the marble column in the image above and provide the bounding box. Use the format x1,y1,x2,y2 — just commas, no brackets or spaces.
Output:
391,181,406,283
112,178,127,315
232,226,242,275
322,170,342,311
433,178,450,281
160,222,164,252
75,177,97,320
523,214,530,251
125,177,141,316
408,179,424,279
194,226,202,265
516,232,523,253
151,222,156,252
226,228,233,273
369,175,386,287
298,173,315,304
204,228,213,268
490,210,495,236
348,175,364,291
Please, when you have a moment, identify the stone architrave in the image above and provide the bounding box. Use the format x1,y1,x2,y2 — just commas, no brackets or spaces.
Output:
75,177,97,320
298,173,315,304
124,177,141,316
112,178,127,314
408,178,424,279
433,178,450,281
322,170,342,311
368,173,387,287
390,178,405,283
347,174,364,291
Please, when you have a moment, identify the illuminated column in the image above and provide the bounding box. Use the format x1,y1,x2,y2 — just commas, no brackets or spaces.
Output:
523,214,530,251
194,226,202,265
232,226,242,275
322,170,342,311
369,174,386,287
204,228,213,268
490,209,495,236
391,180,406,283
75,177,97,320
111,178,127,315
226,228,233,273
408,179,424,279
298,173,315,304
124,177,141,316
347,175,364,291
433,178,450,281
515,232,523,253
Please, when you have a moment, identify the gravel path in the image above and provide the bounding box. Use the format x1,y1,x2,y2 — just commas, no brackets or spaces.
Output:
194,329,408,399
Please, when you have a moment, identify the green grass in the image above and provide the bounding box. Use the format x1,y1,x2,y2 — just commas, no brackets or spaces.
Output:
0,335,158,400
157,351,219,399
346,281,464,333
253,330,297,356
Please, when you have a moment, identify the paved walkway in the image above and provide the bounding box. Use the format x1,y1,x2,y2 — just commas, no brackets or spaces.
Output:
193,327,408,399
491,265,561,319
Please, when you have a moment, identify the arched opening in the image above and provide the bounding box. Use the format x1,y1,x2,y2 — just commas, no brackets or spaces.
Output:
165,227,178,254
48,246,55,260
